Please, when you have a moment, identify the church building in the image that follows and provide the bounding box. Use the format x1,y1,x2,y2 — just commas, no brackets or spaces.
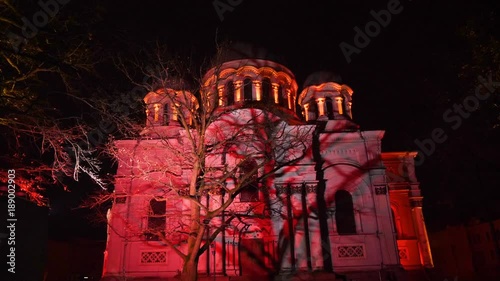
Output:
100,50,433,281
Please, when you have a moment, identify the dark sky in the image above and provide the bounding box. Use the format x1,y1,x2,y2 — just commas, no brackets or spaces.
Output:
48,0,499,235
96,0,477,146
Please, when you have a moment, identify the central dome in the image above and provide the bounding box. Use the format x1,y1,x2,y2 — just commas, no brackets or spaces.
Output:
201,43,299,122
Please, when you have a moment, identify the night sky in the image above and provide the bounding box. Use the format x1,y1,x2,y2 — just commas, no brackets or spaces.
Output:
46,0,499,235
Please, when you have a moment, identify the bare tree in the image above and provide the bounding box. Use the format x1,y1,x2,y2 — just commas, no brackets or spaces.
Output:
86,43,313,281
0,0,105,203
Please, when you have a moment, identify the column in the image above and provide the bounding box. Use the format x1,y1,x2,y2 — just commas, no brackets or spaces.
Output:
303,103,310,121
410,199,434,268
218,86,225,106
316,98,326,117
372,183,400,266
153,103,161,121
234,80,243,102
335,97,343,115
171,103,178,121
286,89,292,109
253,80,262,101
272,83,280,104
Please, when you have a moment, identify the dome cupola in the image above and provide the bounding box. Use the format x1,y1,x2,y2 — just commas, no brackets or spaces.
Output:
201,42,299,120
143,87,197,128
201,59,299,118
298,71,354,122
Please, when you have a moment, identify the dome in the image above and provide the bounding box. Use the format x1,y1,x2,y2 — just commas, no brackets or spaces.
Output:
298,71,354,124
303,71,342,88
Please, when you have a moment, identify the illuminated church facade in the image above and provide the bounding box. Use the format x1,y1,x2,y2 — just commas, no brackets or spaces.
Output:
101,53,434,280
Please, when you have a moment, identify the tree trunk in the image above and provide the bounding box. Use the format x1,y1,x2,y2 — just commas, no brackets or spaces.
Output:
181,258,198,281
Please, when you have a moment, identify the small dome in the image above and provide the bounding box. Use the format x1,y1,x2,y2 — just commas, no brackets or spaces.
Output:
303,71,342,88
298,72,354,124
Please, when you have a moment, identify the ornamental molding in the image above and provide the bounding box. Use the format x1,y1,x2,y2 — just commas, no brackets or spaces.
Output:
176,187,224,197
398,247,409,260
141,251,167,264
275,183,318,195
322,148,358,155
337,244,365,258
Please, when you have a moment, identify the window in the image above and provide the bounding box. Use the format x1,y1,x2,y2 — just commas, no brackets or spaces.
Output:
226,81,235,106
308,101,318,121
335,190,356,235
145,198,166,241
243,78,253,101
325,97,335,119
163,103,170,125
239,159,259,202
278,85,287,107
261,78,271,103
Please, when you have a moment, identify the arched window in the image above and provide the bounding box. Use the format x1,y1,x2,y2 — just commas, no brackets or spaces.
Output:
226,81,235,106
335,190,356,235
325,97,335,119
146,198,166,241
261,78,271,103
278,85,288,108
308,101,318,121
163,103,170,125
243,78,253,101
239,159,259,202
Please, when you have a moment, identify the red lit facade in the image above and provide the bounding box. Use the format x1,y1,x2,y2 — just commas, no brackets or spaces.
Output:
101,58,433,280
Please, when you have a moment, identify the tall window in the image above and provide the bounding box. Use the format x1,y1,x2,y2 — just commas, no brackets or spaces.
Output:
278,85,287,107
335,190,356,235
308,101,318,121
163,103,170,125
146,198,166,241
239,159,259,202
325,97,335,119
243,78,253,101
226,81,235,106
261,78,271,103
